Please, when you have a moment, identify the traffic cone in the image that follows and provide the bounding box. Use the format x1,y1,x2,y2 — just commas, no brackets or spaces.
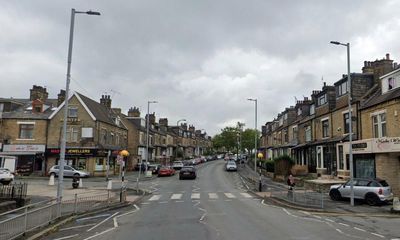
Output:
79,178,83,188
48,174,55,186
392,197,400,213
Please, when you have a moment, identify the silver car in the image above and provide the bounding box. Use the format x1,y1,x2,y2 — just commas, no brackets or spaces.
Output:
48,165,90,178
329,178,393,206
225,161,237,171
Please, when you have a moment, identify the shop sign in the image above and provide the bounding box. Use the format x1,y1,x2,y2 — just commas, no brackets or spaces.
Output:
46,148,97,156
373,137,400,153
3,144,45,152
351,142,371,152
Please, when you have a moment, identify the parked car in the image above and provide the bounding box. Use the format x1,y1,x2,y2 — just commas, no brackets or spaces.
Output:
172,161,184,170
179,166,196,180
0,168,14,185
158,166,176,177
48,165,90,178
329,178,393,206
225,161,237,171
148,164,161,174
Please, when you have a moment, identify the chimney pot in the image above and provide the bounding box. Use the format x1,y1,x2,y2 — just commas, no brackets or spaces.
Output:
386,53,390,60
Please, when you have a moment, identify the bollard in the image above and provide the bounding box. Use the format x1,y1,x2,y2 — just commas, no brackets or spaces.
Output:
392,197,400,213
107,180,112,190
48,174,55,186
79,178,83,188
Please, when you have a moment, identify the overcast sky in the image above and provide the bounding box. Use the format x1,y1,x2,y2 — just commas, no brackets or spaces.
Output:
1,0,399,135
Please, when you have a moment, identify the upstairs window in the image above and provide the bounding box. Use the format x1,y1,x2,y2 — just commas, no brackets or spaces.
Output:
388,77,395,90
310,104,315,115
68,107,78,118
372,113,386,138
19,123,34,139
318,94,327,106
337,81,348,97
343,113,350,134
322,119,329,138
305,126,311,142
66,126,79,142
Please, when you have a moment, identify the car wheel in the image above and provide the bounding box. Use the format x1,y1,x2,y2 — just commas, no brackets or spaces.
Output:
329,189,342,201
365,193,380,206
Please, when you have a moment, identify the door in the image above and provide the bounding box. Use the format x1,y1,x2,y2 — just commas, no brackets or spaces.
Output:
340,179,356,198
64,166,74,177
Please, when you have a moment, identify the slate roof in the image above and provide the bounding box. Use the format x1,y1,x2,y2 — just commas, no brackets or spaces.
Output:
1,98,57,119
360,87,400,110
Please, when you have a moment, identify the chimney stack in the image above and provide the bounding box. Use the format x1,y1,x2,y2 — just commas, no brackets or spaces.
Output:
128,107,140,117
57,89,66,107
100,95,112,109
30,85,49,102
159,118,168,126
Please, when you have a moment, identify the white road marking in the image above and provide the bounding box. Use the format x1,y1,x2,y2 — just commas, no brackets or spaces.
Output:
60,224,95,231
198,207,206,212
159,201,168,204
224,193,236,199
191,193,200,199
200,213,206,221
83,228,115,240
240,193,252,198
87,212,119,232
336,229,343,234
324,218,334,223
193,201,201,207
209,193,218,199
76,214,110,222
299,210,311,215
171,193,182,200
149,195,161,201
371,233,385,238
52,234,79,240
338,223,349,227
175,200,184,203
141,202,150,205
353,227,366,232
113,217,118,228
225,199,232,202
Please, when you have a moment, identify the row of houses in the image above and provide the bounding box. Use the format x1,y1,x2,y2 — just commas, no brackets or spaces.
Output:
259,53,400,195
0,86,212,176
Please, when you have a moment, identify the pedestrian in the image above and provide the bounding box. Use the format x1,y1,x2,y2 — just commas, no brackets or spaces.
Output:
287,174,295,190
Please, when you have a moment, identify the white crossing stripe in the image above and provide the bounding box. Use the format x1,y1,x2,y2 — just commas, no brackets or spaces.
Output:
171,194,182,200
208,193,218,199
149,195,161,201
191,193,200,199
224,193,236,199
240,193,252,198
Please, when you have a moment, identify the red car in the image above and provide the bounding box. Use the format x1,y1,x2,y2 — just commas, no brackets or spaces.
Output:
157,167,175,177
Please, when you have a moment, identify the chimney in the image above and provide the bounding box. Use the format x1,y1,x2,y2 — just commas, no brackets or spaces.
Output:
146,112,156,125
189,125,195,133
128,107,140,117
159,118,168,126
100,95,112,109
386,53,390,60
181,123,188,130
30,85,49,102
57,89,66,107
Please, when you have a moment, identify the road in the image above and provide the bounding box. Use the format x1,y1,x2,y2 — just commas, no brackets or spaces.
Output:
41,160,400,240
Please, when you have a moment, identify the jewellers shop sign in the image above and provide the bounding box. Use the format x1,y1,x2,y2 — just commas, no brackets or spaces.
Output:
373,137,400,153
46,148,99,156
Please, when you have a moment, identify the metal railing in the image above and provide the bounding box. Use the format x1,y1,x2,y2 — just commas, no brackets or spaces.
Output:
270,185,327,209
0,190,122,240
0,183,27,201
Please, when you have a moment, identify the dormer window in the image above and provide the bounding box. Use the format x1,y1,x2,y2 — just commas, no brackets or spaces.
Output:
318,94,326,106
336,81,348,97
388,77,395,90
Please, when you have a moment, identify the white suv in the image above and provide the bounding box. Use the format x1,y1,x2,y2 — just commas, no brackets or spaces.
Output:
225,161,237,171
0,168,14,185
172,161,184,170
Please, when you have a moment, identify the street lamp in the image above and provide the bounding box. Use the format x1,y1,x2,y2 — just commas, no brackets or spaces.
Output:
247,98,258,173
330,40,354,206
146,101,158,172
57,8,100,211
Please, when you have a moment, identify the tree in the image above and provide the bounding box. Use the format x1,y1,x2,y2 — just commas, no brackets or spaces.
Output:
212,127,238,152
241,128,260,152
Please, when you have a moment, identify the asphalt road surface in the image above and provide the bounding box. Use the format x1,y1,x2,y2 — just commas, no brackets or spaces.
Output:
41,160,400,240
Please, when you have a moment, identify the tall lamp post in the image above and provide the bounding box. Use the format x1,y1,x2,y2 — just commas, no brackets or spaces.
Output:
176,119,186,159
145,101,158,173
330,40,354,206
57,8,100,212
247,98,258,173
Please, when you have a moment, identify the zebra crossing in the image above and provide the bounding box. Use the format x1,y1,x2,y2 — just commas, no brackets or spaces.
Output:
144,192,258,204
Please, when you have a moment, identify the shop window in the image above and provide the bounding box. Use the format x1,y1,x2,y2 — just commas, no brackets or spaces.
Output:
372,113,386,138
354,154,375,178
317,146,324,169
322,120,329,138
19,123,34,139
343,113,350,134
95,158,104,171
78,158,86,170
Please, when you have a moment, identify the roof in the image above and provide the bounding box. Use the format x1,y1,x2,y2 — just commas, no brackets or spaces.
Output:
361,87,400,110
1,98,56,119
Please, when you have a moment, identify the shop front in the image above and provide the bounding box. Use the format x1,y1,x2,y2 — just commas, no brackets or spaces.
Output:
45,148,119,177
0,144,45,176
337,137,400,195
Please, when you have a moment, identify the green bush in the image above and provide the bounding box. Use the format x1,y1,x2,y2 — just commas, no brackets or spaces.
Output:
265,160,274,172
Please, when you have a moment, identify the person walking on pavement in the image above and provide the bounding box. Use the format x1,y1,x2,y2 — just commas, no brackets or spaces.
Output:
287,174,295,191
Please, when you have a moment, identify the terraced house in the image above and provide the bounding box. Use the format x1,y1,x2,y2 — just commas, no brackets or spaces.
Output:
260,54,397,182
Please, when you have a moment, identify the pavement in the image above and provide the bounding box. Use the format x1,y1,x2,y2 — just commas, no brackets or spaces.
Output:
237,162,397,216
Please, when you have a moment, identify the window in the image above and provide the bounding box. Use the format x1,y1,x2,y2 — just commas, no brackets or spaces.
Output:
66,126,79,142
68,107,78,118
317,146,324,168
343,113,350,134
318,94,326,106
338,145,344,170
310,104,315,115
297,108,302,116
116,134,120,145
283,129,288,143
372,113,386,138
101,129,107,144
305,126,311,142
19,124,34,139
337,81,348,97
110,133,114,145
388,77,395,90
292,126,298,142
322,120,329,138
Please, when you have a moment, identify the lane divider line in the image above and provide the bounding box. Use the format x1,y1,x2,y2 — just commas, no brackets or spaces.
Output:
60,223,96,231
83,227,115,240
52,234,79,240
371,233,385,238
87,212,119,232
